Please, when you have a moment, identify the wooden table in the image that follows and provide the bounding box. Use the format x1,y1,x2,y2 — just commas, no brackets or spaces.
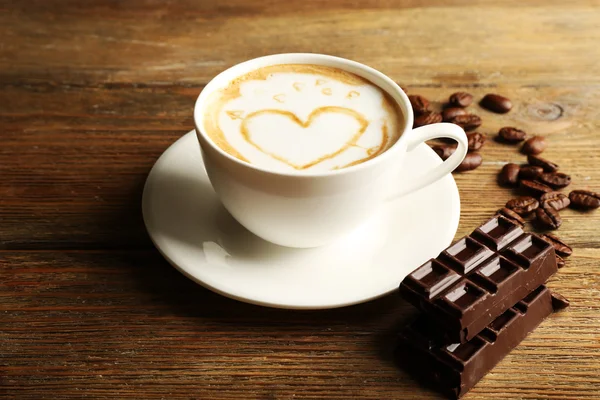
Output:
2,1,599,399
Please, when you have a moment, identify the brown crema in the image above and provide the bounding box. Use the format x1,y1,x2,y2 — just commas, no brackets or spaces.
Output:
201,64,404,171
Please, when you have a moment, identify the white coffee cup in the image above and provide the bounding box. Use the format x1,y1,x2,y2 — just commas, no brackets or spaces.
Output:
194,54,468,248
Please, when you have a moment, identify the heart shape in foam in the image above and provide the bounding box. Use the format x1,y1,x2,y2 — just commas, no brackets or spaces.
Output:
240,106,369,170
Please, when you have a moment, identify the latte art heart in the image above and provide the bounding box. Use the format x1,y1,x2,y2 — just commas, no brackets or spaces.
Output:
203,64,404,172
241,107,369,170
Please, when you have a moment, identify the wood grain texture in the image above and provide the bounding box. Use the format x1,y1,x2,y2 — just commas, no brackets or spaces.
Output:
1,1,600,399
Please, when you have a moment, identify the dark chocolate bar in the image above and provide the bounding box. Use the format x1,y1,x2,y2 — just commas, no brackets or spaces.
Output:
400,215,557,343
395,285,565,399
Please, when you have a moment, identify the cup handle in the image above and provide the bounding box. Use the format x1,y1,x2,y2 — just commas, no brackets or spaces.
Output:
387,122,468,201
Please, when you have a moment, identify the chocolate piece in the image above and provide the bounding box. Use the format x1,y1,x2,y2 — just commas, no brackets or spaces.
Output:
555,254,566,268
399,216,557,343
396,286,559,399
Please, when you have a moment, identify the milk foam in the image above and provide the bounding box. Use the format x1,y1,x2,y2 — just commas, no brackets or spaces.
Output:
203,65,402,172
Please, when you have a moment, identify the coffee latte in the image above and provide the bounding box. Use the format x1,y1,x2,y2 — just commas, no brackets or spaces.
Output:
202,64,404,172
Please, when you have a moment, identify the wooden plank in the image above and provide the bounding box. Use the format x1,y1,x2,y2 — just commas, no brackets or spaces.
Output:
1,84,599,248
2,1,600,398
1,250,598,399
1,4,600,85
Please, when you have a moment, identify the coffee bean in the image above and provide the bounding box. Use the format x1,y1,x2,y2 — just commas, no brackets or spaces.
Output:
431,144,457,161
449,114,482,131
555,255,566,269
538,172,571,189
496,207,525,227
498,127,527,143
520,179,553,195
409,95,429,115
480,93,513,113
541,233,573,257
551,292,570,310
455,152,482,172
521,136,547,155
414,111,442,128
535,206,562,229
519,165,544,181
527,154,559,172
540,191,571,211
506,196,539,215
467,132,486,151
569,190,600,210
449,92,473,107
442,107,468,122
498,163,521,186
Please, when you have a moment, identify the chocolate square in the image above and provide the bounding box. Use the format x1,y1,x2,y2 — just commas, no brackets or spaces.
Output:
503,234,552,268
436,280,488,317
404,259,461,299
441,237,494,274
472,215,524,251
467,255,521,294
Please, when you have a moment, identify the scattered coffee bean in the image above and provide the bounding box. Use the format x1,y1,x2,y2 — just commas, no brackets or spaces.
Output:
506,196,539,215
521,136,547,155
480,93,512,113
467,132,486,151
527,154,559,172
498,163,521,186
455,152,482,172
555,255,566,269
519,165,544,181
520,179,553,195
442,107,468,122
496,207,525,227
432,144,457,161
449,114,482,131
535,206,562,230
498,127,527,143
541,233,573,257
551,292,570,310
409,95,429,115
449,92,473,107
569,190,600,210
538,172,571,189
540,192,571,211
414,111,442,128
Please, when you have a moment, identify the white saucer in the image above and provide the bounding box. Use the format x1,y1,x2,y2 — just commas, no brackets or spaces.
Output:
142,131,460,309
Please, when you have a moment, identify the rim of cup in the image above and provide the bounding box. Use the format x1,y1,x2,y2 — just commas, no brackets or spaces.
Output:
194,53,414,178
